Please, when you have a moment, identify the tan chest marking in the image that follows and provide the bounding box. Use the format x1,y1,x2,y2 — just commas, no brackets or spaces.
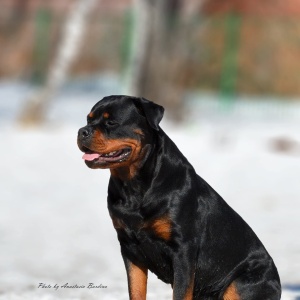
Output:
111,215,172,241
223,282,240,300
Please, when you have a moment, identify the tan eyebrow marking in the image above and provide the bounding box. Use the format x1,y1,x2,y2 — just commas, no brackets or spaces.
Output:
103,112,109,118
88,112,94,118
133,129,144,136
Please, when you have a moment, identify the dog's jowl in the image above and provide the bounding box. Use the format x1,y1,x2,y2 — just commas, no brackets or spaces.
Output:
77,95,281,300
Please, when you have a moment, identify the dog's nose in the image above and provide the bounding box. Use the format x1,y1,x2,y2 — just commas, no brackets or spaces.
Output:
78,126,92,139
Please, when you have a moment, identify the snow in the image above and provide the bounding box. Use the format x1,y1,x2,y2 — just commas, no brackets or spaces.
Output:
0,80,300,299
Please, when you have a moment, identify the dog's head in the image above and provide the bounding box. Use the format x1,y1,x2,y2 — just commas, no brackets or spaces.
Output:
77,96,164,172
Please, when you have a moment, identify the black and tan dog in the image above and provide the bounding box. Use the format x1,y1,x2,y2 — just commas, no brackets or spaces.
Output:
77,95,281,300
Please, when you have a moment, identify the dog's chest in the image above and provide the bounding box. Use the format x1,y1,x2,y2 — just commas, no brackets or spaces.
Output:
118,222,173,284
110,210,171,240
108,202,174,283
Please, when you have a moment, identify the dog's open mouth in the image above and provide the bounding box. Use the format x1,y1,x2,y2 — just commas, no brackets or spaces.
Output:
82,147,132,163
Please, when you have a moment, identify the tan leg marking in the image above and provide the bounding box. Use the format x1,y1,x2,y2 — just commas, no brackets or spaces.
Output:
183,274,194,300
128,262,148,300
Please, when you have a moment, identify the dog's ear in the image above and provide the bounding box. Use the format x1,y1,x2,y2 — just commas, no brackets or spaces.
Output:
134,97,164,131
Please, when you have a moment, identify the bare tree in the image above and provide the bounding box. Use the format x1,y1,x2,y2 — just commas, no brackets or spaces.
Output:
19,0,97,125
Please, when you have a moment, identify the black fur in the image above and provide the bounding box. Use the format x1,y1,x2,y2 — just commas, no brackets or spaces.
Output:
77,95,281,299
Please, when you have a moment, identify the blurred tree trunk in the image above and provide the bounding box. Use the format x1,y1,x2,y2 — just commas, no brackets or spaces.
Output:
1,0,29,34
19,0,97,126
127,0,206,121
127,0,183,120
128,0,179,118
126,0,153,99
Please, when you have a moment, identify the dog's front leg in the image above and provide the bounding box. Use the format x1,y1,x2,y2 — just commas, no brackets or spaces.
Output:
123,256,148,300
172,254,195,300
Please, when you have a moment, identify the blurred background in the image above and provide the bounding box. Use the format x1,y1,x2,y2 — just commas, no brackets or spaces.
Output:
0,0,300,299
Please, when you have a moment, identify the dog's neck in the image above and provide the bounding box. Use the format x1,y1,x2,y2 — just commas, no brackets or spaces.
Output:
109,129,192,188
110,165,137,181
109,143,155,182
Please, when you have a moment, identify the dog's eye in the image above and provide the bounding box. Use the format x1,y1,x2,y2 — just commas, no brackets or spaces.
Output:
105,120,118,127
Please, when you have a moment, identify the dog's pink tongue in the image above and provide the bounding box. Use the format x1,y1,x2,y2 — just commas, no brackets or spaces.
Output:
82,153,100,161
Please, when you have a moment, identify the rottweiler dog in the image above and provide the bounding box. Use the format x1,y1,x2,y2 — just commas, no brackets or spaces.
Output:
77,95,281,300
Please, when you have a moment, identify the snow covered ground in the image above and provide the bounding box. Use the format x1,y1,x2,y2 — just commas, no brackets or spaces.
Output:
0,80,300,299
